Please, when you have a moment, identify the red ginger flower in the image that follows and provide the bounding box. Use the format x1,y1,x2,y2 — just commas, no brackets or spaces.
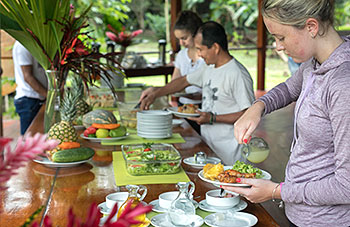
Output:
32,199,152,227
106,25,143,48
0,133,59,190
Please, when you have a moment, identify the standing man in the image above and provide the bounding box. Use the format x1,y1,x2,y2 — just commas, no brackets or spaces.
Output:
139,21,255,165
13,41,47,135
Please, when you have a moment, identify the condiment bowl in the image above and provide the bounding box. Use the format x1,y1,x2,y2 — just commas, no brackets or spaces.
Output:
206,189,240,208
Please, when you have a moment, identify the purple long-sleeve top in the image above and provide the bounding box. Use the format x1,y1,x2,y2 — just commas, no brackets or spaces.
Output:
259,36,350,226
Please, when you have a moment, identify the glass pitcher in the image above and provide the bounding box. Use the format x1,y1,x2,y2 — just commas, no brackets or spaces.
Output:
241,137,270,163
168,182,196,226
117,185,147,226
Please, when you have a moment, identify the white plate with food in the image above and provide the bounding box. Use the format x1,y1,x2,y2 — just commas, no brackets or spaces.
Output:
183,157,221,168
198,166,271,187
80,133,129,143
33,156,92,168
172,92,200,98
204,211,258,227
167,107,200,118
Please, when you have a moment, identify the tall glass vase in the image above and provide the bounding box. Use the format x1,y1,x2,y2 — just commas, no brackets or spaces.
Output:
44,70,61,133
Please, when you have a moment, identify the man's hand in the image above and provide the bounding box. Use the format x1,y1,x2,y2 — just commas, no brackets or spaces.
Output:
187,110,211,124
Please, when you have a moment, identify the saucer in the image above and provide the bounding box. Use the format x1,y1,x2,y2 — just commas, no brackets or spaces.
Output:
199,199,247,213
149,199,199,213
151,213,203,227
183,157,221,168
204,211,258,227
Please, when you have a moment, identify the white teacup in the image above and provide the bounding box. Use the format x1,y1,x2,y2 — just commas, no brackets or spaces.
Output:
105,192,129,210
158,191,194,209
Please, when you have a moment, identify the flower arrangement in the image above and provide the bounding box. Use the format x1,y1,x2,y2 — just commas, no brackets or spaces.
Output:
106,25,143,48
1,1,126,132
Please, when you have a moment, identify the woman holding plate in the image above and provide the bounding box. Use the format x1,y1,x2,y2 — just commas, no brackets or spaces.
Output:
223,0,350,226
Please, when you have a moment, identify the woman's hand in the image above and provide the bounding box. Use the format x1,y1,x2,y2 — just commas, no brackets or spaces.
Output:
234,102,265,144
222,178,280,203
139,87,157,110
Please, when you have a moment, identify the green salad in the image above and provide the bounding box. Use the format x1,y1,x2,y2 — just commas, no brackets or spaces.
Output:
123,144,181,176
232,161,263,178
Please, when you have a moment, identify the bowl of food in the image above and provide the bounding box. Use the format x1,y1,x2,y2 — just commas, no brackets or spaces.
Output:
121,144,181,176
205,189,240,208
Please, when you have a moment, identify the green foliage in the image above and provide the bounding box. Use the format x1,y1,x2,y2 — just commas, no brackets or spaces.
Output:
73,0,131,42
145,13,166,40
209,0,258,43
334,0,350,28
0,0,70,70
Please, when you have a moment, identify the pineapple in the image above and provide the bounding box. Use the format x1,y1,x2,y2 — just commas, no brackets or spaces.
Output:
48,88,79,143
71,75,91,125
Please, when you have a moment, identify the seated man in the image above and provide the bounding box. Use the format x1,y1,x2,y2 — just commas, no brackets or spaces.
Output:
139,21,255,165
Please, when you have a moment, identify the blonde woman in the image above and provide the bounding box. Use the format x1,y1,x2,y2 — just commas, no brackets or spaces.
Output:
224,0,350,226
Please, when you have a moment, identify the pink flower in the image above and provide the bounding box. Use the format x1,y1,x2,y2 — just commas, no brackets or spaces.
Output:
106,25,143,48
0,133,59,190
33,199,152,227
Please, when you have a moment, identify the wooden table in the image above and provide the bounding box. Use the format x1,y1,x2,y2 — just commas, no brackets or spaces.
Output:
0,106,279,227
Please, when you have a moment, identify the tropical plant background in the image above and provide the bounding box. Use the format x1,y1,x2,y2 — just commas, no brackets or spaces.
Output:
1,0,350,121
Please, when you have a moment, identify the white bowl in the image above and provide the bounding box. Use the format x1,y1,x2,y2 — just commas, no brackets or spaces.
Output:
105,192,129,210
158,191,193,209
205,189,240,208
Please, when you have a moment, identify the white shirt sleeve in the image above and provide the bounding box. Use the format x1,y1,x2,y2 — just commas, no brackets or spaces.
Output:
186,64,207,87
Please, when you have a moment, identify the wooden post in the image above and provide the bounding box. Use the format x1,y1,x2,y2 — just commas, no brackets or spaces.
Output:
170,0,181,62
257,0,267,91
0,31,3,137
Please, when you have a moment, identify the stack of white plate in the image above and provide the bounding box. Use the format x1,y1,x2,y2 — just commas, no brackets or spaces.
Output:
137,110,173,139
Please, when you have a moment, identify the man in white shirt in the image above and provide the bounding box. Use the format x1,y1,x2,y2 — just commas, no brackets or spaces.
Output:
13,41,47,134
139,22,255,165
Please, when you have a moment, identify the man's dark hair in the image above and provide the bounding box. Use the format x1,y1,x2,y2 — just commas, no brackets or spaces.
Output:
173,10,203,37
197,21,228,52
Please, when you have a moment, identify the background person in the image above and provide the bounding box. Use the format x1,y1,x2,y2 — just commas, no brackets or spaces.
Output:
13,41,47,135
171,10,205,134
224,0,350,226
139,21,255,165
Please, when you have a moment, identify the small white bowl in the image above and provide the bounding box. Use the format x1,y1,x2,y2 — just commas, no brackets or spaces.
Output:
158,191,193,209
105,192,129,210
206,189,240,208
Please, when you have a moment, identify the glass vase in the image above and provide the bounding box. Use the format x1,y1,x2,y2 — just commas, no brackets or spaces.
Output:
44,70,61,133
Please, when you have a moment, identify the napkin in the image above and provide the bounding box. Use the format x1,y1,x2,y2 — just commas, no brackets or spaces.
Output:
112,152,190,186
102,133,185,146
